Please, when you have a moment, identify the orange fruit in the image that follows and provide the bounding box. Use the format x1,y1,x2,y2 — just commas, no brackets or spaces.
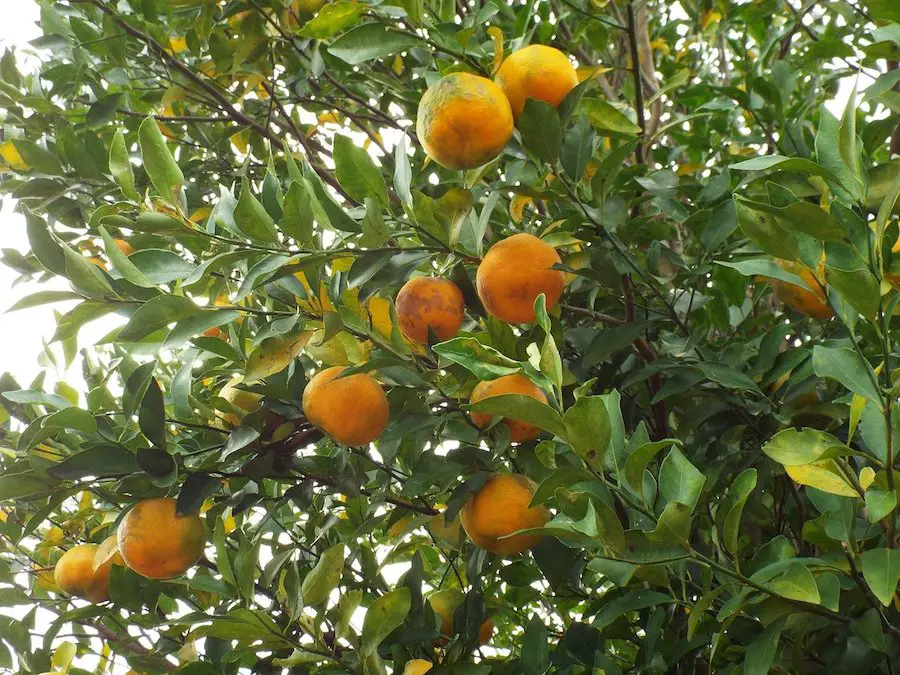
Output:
113,239,135,256
416,72,513,170
302,366,389,446
117,497,205,579
203,327,225,338
460,473,550,555
476,233,565,324
495,45,578,120
768,259,832,319
427,588,494,645
395,277,465,344
55,544,101,601
469,373,549,442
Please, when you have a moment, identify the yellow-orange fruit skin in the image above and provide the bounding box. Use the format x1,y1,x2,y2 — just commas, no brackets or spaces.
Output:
117,498,205,580
403,660,434,675
495,45,578,119
476,233,565,324
54,544,100,600
416,73,513,170
460,473,550,555
427,588,494,645
395,277,465,344
302,366,389,446
113,239,135,256
768,260,833,319
469,373,549,442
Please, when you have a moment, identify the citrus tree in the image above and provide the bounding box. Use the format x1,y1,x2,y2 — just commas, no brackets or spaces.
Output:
3,0,900,672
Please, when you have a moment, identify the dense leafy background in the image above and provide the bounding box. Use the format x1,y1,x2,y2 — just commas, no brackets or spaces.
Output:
2,0,900,673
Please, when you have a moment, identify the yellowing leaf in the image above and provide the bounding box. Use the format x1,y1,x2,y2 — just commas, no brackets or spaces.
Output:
78,490,93,511
223,513,236,534
488,26,504,75
786,460,859,498
860,466,877,491
510,195,534,223
0,141,30,171
849,393,866,442
650,37,670,55
189,206,212,223
368,296,394,340
0,508,6,523
230,129,250,155
392,53,405,76
245,329,313,382
677,163,705,176
576,65,613,83
700,9,722,29
318,112,342,125
168,36,188,53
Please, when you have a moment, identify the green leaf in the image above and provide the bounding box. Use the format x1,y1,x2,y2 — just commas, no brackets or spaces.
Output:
329,24,423,65
715,259,812,290
733,198,845,241
299,1,366,39
109,128,138,200
591,590,674,629
645,501,691,545
334,134,389,205
743,617,786,675
280,180,315,248
87,93,124,128
138,377,167,449
394,134,413,207
767,561,821,603
560,116,594,181
235,177,279,243
852,608,887,652
119,295,199,342
762,428,846,466
163,310,241,349
467,394,567,439
815,104,864,200
301,544,345,606
658,447,705,511
138,116,184,204
517,98,561,164
245,329,313,382
862,548,900,605
521,616,550,675
563,395,610,471
734,197,799,260
177,473,221,516
99,226,154,288
61,244,116,298
361,588,411,656
730,155,842,184
697,362,762,393
432,337,522,380
622,439,680,492
866,489,897,523
723,469,757,556
12,139,63,175
582,98,642,135
812,345,882,407
47,445,137,480
825,264,880,321
42,407,97,434
0,474,51,500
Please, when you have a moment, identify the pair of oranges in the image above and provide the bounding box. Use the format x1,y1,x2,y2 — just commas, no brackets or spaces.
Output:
417,44,579,171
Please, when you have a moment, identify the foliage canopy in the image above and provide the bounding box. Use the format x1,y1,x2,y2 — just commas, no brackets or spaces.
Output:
3,0,900,673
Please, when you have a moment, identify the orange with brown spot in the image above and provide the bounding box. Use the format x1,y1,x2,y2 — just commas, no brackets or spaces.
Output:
495,45,578,119
469,373,548,442
416,72,513,170
476,233,565,324
395,277,465,345
302,366,389,446
117,497,205,580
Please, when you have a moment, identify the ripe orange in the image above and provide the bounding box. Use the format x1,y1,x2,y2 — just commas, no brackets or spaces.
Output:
427,588,494,645
416,72,513,170
495,45,578,119
302,366,389,446
395,277,465,344
90,534,125,602
768,259,832,319
469,373,549,442
55,544,103,601
113,239,135,256
460,473,550,555
117,497,205,579
476,233,565,324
